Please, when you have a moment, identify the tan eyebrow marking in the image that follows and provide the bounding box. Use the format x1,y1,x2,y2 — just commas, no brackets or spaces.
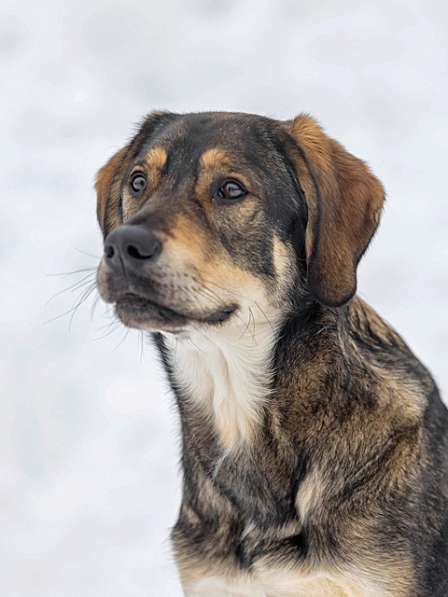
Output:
124,148,167,211
196,147,253,202
145,147,168,171
200,148,232,170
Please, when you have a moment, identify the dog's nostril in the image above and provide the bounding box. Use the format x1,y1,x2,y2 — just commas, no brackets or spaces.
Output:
105,245,114,258
126,240,161,260
127,244,146,260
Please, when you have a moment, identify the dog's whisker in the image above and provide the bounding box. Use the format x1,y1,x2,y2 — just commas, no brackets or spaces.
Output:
46,273,96,305
93,321,121,341
68,284,98,330
75,247,101,260
46,267,97,278
201,279,274,329
44,282,97,325
249,307,257,342
96,318,120,333
112,328,130,351
200,278,247,301
138,331,145,361
196,284,223,305
90,294,101,320
197,286,252,335
237,306,256,343
252,300,275,332
198,283,272,338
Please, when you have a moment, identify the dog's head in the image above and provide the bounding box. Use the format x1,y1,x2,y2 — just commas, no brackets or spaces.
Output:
96,112,384,333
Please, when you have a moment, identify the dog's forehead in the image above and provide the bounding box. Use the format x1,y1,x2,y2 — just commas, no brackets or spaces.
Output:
137,112,278,167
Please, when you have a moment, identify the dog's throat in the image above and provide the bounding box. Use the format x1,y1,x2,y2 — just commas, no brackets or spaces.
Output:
164,323,279,450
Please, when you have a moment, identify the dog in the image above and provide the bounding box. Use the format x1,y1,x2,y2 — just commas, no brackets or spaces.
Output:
95,111,448,596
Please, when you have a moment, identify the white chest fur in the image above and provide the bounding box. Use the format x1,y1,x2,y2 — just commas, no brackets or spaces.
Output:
163,316,280,450
182,567,393,597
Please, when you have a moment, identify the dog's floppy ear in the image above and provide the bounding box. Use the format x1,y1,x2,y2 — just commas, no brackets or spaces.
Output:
95,146,129,235
287,114,385,307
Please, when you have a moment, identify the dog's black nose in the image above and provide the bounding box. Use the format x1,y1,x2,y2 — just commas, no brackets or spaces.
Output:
104,225,162,273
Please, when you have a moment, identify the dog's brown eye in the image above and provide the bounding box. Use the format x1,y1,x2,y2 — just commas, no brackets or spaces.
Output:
216,180,247,201
130,173,147,195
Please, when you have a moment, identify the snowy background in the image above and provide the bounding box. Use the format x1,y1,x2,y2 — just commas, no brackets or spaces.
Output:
2,1,448,595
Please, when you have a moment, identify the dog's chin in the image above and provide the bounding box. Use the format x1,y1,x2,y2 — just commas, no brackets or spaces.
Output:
114,294,237,333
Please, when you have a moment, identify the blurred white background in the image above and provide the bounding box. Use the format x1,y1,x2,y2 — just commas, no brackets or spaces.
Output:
2,1,448,595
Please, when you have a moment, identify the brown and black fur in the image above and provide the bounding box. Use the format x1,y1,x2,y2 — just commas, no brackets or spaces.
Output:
95,111,448,596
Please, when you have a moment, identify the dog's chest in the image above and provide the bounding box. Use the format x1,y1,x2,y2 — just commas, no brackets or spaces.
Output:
184,571,374,597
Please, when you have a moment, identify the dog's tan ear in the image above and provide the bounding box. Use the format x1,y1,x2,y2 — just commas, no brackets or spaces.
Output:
95,146,129,234
287,114,385,306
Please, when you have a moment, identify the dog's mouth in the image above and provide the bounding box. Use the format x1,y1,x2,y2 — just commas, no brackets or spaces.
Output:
114,292,237,331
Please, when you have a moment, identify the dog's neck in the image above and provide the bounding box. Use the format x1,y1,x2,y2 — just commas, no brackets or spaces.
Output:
161,313,283,451
157,301,346,453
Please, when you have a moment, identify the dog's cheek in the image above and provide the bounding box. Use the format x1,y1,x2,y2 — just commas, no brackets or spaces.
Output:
271,235,298,306
214,207,274,278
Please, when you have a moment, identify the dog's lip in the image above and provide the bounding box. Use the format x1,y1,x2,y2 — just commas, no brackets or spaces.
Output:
116,292,186,321
115,292,237,325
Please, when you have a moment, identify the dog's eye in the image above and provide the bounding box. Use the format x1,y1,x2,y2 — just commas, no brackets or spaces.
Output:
130,173,147,195
216,180,247,201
